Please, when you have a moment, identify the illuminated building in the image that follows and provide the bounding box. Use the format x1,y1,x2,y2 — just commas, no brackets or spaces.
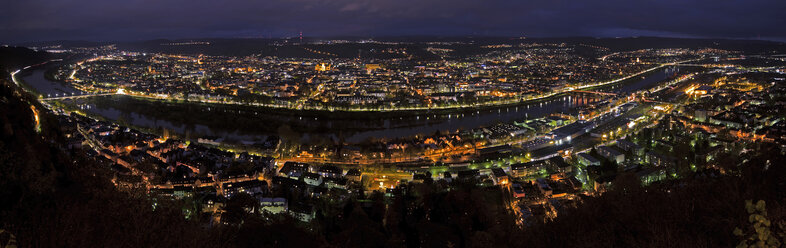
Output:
315,63,331,71
693,85,712,95
364,63,381,72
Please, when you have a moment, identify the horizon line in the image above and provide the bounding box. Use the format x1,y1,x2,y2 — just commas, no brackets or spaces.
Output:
7,35,786,46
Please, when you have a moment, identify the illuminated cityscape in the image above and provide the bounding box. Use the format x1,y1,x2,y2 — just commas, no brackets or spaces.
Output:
1,0,786,247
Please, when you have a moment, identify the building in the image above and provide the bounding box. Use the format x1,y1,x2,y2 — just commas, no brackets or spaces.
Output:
315,63,331,71
510,160,547,178
535,178,553,197
576,153,601,167
477,145,512,158
545,115,569,127
290,203,315,222
522,138,553,151
364,64,381,71
442,172,453,183
646,152,677,168
457,169,480,181
201,195,225,214
317,165,343,178
223,180,266,198
323,177,348,189
693,85,713,95
636,168,669,185
490,168,510,185
302,172,323,186
258,197,287,214
548,121,595,145
547,156,573,174
345,169,362,182
598,146,625,164
279,162,309,179
511,183,527,198
412,173,432,184
616,139,643,156
173,185,193,199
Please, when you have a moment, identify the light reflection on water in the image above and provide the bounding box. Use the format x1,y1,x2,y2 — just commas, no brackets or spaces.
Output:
22,66,676,144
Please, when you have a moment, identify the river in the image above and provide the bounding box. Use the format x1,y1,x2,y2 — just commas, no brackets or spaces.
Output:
18,65,679,144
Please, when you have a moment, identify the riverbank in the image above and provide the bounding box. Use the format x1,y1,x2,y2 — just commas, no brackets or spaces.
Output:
19,60,686,146
96,64,669,117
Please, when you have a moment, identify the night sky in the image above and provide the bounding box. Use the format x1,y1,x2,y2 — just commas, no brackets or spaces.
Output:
1,0,784,42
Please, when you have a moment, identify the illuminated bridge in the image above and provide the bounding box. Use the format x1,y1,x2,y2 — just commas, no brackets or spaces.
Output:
41,92,119,101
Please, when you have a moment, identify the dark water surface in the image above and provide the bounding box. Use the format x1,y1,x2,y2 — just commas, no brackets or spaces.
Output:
21,66,678,144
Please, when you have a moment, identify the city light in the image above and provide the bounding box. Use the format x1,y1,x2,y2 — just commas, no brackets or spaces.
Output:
2,15,781,246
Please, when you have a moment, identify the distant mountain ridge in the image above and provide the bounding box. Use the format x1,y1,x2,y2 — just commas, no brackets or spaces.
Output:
13,36,786,57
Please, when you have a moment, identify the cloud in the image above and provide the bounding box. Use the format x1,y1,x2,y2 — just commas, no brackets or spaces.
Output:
339,3,363,12
0,0,784,42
